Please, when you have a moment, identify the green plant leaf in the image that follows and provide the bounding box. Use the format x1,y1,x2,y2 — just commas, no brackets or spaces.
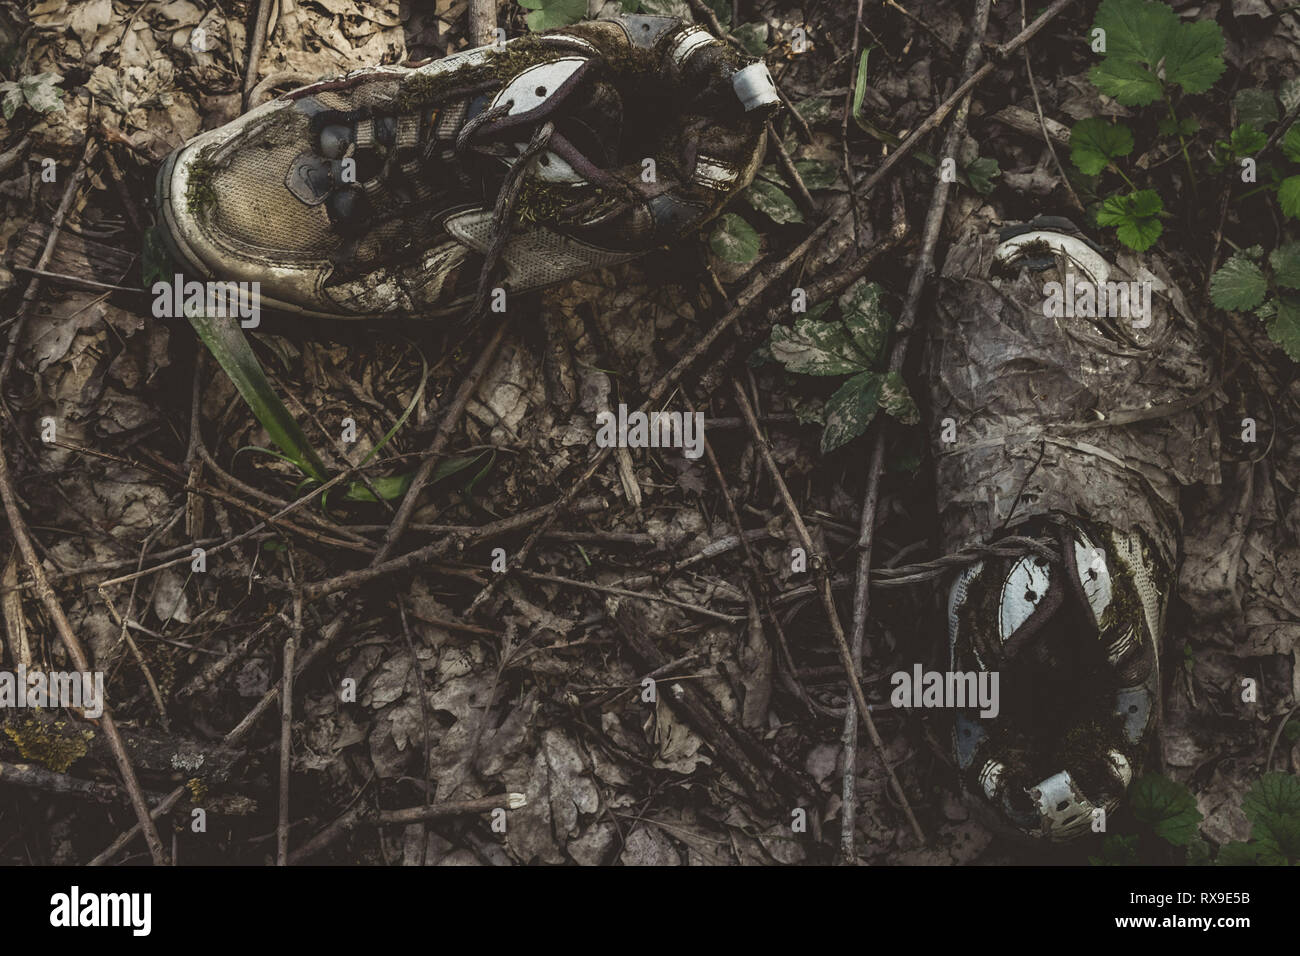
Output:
732,21,769,57
745,179,803,224
1070,118,1135,175
1093,0,1178,68
1,84,21,120
1215,840,1262,866
1284,126,1300,165
793,159,840,190
1233,89,1278,131
342,473,413,503
709,213,761,263
141,226,173,289
1268,295,1300,362
794,96,833,125
837,279,891,362
879,371,919,424
1090,833,1140,866
1210,252,1268,310
1090,57,1164,106
1130,774,1202,847
964,156,1000,195
1096,188,1163,251
1233,124,1267,154
769,318,866,376
850,47,871,132
1161,18,1225,95
1270,242,1300,290
188,314,329,483
821,371,881,453
17,71,63,114
518,0,586,31
1280,176,1300,220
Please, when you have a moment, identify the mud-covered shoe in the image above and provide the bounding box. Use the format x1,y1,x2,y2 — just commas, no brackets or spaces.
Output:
927,215,1221,840
154,14,778,320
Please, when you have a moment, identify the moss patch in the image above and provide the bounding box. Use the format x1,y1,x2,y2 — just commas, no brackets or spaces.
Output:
3,715,93,773
185,145,219,217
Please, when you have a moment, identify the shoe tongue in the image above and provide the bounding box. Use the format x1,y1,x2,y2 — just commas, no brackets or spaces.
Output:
982,548,1066,665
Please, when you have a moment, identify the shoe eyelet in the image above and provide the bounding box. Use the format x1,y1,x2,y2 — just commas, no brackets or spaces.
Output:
535,85,547,96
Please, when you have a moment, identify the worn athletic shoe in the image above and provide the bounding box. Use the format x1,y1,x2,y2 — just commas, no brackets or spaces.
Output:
154,14,778,320
927,215,1220,840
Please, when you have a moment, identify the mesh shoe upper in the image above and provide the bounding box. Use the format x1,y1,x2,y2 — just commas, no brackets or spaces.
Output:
929,215,1222,840
156,14,777,320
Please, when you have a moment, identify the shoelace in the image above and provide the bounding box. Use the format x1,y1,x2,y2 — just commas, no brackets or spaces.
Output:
458,106,556,325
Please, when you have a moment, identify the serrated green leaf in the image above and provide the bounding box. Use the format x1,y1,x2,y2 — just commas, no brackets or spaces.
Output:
1096,189,1163,251
1131,774,1202,847
1210,253,1268,310
1216,841,1261,866
837,279,891,362
794,159,840,190
732,21,769,56
518,0,586,31
746,179,803,224
1270,242,1300,289
1233,89,1278,131
821,371,881,453
1070,118,1135,175
1280,176,1300,220
1226,124,1267,158
879,371,919,424
1283,126,1300,164
1094,0,1176,62
708,213,760,264
769,318,866,376
964,156,1000,195
1268,295,1300,362
1089,57,1164,107
1161,18,1225,95
1090,833,1140,866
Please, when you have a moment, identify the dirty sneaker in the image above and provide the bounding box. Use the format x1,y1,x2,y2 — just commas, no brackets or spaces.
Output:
154,13,778,320
927,215,1221,840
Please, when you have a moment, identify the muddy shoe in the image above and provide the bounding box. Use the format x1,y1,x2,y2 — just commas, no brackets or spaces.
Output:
155,14,777,320
927,215,1221,840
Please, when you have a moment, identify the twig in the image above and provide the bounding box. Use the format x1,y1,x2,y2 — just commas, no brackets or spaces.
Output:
287,792,524,864
242,0,275,111
515,568,745,623
852,0,1075,203
466,214,841,617
89,612,355,864
374,318,508,565
731,380,926,846
766,120,816,216
1,140,95,386
468,0,497,47
277,592,302,866
841,0,993,861
841,0,867,245
0,430,169,865
1018,0,1084,214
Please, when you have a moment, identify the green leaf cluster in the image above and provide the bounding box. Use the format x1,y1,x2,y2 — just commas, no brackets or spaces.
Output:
764,280,918,453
